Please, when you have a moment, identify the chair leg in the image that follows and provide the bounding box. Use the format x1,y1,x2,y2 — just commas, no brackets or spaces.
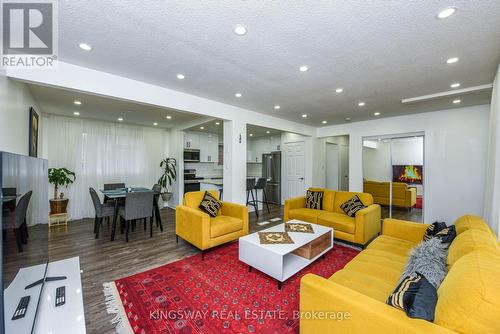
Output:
14,228,23,252
150,217,153,238
23,219,29,239
263,189,271,214
144,218,147,231
94,215,98,234
125,220,130,242
250,189,258,216
20,223,28,244
95,217,103,239
246,189,250,205
201,250,204,261
132,220,136,232
176,235,179,243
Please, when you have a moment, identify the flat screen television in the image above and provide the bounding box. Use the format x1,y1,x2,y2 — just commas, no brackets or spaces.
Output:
1,152,49,334
392,164,423,184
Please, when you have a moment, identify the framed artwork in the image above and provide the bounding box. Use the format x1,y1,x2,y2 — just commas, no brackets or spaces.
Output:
29,107,39,157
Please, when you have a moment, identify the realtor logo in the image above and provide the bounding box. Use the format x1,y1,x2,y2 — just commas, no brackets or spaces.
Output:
1,1,58,67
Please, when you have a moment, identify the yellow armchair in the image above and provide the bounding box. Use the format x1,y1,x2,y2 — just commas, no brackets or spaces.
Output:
175,191,248,259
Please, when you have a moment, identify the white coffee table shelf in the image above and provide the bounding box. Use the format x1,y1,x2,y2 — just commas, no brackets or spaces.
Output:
239,220,334,288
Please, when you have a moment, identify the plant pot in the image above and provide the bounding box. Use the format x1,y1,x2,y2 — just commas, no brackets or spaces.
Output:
50,198,68,215
161,192,173,202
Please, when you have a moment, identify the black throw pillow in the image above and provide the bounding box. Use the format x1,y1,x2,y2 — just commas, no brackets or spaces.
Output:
340,195,366,217
387,272,438,322
305,190,324,210
433,225,456,246
423,222,447,241
199,191,221,217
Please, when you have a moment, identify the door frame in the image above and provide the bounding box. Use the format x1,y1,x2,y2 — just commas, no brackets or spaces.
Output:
283,140,306,202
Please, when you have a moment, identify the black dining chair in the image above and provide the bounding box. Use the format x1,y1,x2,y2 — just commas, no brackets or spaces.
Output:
151,184,163,232
3,191,32,252
254,177,271,214
246,178,258,216
89,187,116,239
118,191,154,242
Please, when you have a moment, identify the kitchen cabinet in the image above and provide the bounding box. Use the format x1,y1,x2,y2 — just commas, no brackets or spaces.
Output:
247,135,281,163
184,132,200,149
199,133,219,163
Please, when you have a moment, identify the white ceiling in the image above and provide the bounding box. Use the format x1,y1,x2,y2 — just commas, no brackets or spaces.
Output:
186,120,283,138
56,1,499,125
28,84,206,128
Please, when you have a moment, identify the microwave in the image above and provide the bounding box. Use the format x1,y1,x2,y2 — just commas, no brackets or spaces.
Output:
184,149,200,162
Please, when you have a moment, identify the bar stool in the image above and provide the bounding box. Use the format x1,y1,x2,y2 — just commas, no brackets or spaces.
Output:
254,178,271,214
246,178,258,216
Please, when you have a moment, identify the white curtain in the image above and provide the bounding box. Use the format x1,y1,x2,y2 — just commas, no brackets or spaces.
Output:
484,63,500,238
44,115,168,219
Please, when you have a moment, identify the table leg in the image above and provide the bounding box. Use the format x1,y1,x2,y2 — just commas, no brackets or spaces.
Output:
277,281,282,290
154,200,163,232
110,199,119,241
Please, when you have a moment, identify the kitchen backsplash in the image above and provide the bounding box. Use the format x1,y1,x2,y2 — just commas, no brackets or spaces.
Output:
185,162,223,178
247,163,262,177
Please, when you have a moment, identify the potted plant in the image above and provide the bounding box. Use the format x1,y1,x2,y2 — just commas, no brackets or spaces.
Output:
48,167,76,214
158,157,177,202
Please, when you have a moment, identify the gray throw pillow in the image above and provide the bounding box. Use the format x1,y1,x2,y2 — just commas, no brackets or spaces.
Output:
399,238,448,289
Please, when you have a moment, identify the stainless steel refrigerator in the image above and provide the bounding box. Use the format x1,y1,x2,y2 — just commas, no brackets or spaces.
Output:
262,151,281,204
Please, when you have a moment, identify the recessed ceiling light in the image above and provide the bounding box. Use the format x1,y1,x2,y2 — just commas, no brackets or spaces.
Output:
322,120,327,124
345,117,351,121
233,24,247,36
266,131,270,134
374,112,381,116
450,82,461,88
249,133,253,137
453,99,461,104
79,43,92,51
166,115,172,119
301,114,307,118
117,118,123,122
235,93,242,98
153,122,158,126
446,57,459,64
274,105,280,110
299,65,308,72
73,112,80,116
335,88,343,93
437,7,456,19
73,100,82,105
200,126,205,130
358,102,365,107
215,122,220,125
176,74,185,80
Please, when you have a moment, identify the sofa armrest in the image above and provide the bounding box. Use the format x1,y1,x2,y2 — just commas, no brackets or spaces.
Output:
300,274,456,334
221,201,249,235
175,205,211,250
354,204,381,245
284,196,306,221
407,187,417,206
382,218,428,243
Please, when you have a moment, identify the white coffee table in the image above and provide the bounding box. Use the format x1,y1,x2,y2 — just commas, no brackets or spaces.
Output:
238,220,334,289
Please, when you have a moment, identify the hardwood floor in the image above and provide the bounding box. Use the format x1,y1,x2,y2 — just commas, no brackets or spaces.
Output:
42,205,284,334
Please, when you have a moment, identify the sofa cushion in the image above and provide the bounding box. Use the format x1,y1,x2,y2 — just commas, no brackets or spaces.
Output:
447,229,499,266
210,215,242,238
435,251,500,333
329,269,395,302
333,191,373,214
367,235,417,257
317,212,355,234
287,208,324,223
454,214,492,235
308,188,335,211
305,190,324,210
343,253,404,284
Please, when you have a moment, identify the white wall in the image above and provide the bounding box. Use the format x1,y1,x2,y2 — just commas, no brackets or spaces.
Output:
484,63,500,237
312,135,349,187
0,73,42,155
317,105,490,224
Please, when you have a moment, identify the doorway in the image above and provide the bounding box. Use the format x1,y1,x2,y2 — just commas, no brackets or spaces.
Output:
284,141,305,199
325,143,339,190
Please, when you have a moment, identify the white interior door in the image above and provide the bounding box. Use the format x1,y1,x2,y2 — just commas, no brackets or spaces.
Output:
285,141,305,198
326,143,340,190
340,144,349,190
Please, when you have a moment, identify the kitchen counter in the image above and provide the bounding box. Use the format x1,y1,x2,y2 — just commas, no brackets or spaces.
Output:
200,179,223,186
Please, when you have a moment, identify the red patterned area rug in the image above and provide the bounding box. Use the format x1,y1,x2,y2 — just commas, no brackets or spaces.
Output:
103,242,359,334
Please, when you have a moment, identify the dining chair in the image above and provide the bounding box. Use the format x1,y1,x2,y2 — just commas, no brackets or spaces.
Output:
89,187,116,239
246,178,258,216
254,177,271,214
151,184,163,231
118,191,154,242
3,191,32,252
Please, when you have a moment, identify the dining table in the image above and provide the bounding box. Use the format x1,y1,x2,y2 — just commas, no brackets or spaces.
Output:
99,187,163,241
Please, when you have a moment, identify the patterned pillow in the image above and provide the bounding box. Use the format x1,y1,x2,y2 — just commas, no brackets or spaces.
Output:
340,195,366,217
387,272,438,322
433,225,456,246
199,191,221,217
423,222,447,241
305,190,323,210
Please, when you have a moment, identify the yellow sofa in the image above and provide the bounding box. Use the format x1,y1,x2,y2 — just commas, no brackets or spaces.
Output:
363,180,417,208
175,190,248,259
284,188,381,248
300,215,500,334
